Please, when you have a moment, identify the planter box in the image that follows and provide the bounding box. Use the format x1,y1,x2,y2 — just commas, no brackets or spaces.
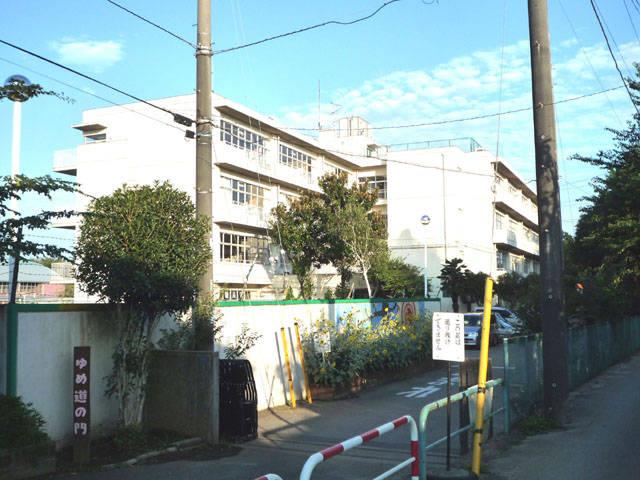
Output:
310,360,435,400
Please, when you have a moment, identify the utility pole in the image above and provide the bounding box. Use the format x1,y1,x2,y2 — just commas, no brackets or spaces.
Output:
528,0,569,420
196,0,213,299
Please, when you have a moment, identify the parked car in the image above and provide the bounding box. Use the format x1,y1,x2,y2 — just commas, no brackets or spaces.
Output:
464,312,515,348
464,313,500,348
474,306,523,328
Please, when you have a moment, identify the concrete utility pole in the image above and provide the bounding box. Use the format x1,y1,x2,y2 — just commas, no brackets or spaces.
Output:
196,0,213,298
527,0,569,419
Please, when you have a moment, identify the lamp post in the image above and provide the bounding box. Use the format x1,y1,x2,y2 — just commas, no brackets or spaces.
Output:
4,74,30,304
420,214,431,299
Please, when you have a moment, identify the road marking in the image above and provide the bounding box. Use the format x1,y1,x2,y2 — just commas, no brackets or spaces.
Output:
396,377,459,399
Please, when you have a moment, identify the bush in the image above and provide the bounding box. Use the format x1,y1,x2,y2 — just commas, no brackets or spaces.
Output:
301,311,432,388
0,395,50,451
112,425,148,454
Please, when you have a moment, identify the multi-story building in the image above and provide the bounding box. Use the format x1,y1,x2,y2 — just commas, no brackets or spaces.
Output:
320,120,540,301
54,97,539,304
53,94,360,301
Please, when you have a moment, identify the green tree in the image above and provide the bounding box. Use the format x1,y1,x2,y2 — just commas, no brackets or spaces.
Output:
75,182,211,426
319,173,384,298
460,269,490,311
269,195,326,299
495,272,542,332
570,75,640,316
370,252,424,298
438,258,467,312
1,175,77,263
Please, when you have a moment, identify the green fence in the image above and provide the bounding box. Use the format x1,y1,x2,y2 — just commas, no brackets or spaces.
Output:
503,333,543,424
504,316,640,424
568,316,640,389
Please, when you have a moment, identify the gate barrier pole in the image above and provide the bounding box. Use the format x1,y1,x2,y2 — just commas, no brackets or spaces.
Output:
418,378,503,480
299,415,419,480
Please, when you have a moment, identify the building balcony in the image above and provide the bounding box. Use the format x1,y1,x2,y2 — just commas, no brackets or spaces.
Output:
53,148,77,176
214,142,318,191
213,197,271,229
494,228,539,256
494,183,538,226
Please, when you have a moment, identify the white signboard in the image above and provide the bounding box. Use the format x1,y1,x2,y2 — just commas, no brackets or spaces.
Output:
432,312,465,362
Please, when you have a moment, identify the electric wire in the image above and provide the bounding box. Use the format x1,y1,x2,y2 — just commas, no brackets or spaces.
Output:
622,0,640,44
105,0,196,48
288,85,626,132
589,0,640,116
558,0,624,126
0,38,196,124
213,0,402,55
0,56,189,135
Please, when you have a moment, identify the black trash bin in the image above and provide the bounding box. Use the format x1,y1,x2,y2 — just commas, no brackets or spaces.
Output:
219,359,258,442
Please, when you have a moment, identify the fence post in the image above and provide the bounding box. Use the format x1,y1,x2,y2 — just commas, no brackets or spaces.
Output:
502,337,510,434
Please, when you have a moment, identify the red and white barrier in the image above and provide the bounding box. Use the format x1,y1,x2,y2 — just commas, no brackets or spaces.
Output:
299,414,419,480
255,475,284,480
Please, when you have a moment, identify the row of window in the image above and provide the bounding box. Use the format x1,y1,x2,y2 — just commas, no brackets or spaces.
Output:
220,119,266,153
359,175,387,199
495,212,538,243
279,144,313,174
495,175,537,211
496,251,539,274
219,232,269,264
221,176,265,208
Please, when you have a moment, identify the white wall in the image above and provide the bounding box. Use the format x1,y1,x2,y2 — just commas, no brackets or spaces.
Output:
13,308,174,447
216,299,440,410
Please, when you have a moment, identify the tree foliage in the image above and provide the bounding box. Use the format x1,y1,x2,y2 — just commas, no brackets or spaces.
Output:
75,182,211,426
0,175,78,263
0,81,73,103
269,172,385,299
438,258,467,312
269,194,327,299
370,252,424,298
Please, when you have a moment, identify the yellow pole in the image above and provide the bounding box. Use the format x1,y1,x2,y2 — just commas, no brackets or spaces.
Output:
471,276,494,475
280,326,297,408
294,322,313,403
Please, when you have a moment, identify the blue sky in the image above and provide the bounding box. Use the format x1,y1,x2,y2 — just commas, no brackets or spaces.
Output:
1,0,639,241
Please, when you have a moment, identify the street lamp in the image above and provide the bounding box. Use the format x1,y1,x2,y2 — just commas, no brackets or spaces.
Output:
4,74,31,304
420,214,431,299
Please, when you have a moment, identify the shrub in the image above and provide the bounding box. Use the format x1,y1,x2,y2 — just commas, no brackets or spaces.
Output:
0,396,50,451
112,424,148,454
302,310,432,388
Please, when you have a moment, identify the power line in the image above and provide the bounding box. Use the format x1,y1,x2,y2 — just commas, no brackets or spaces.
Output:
623,0,640,44
0,56,189,135
289,85,626,132
105,0,196,48
589,0,640,116
0,38,196,125
213,0,403,55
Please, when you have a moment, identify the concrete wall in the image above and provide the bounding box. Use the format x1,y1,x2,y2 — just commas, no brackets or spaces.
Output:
7,305,176,447
216,298,441,410
145,351,219,444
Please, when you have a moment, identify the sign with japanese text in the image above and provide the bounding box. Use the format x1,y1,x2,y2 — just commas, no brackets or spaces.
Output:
432,312,465,362
73,346,90,463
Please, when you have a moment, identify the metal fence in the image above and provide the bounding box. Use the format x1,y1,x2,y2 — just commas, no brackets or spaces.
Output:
568,316,640,389
504,316,640,424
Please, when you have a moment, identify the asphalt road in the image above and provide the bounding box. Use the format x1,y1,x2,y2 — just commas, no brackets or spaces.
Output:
57,346,505,480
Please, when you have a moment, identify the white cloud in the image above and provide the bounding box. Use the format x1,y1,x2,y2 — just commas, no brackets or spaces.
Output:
51,39,123,72
278,39,639,232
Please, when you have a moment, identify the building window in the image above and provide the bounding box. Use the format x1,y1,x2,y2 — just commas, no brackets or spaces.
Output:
359,176,387,199
222,177,265,208
523,258,531,274
219,232,269,264
221,289,253,301
85,132,106,143
279,144,313,178
330,165,347,176
220,119,265,153
496,250,508,270
495,212,504,230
